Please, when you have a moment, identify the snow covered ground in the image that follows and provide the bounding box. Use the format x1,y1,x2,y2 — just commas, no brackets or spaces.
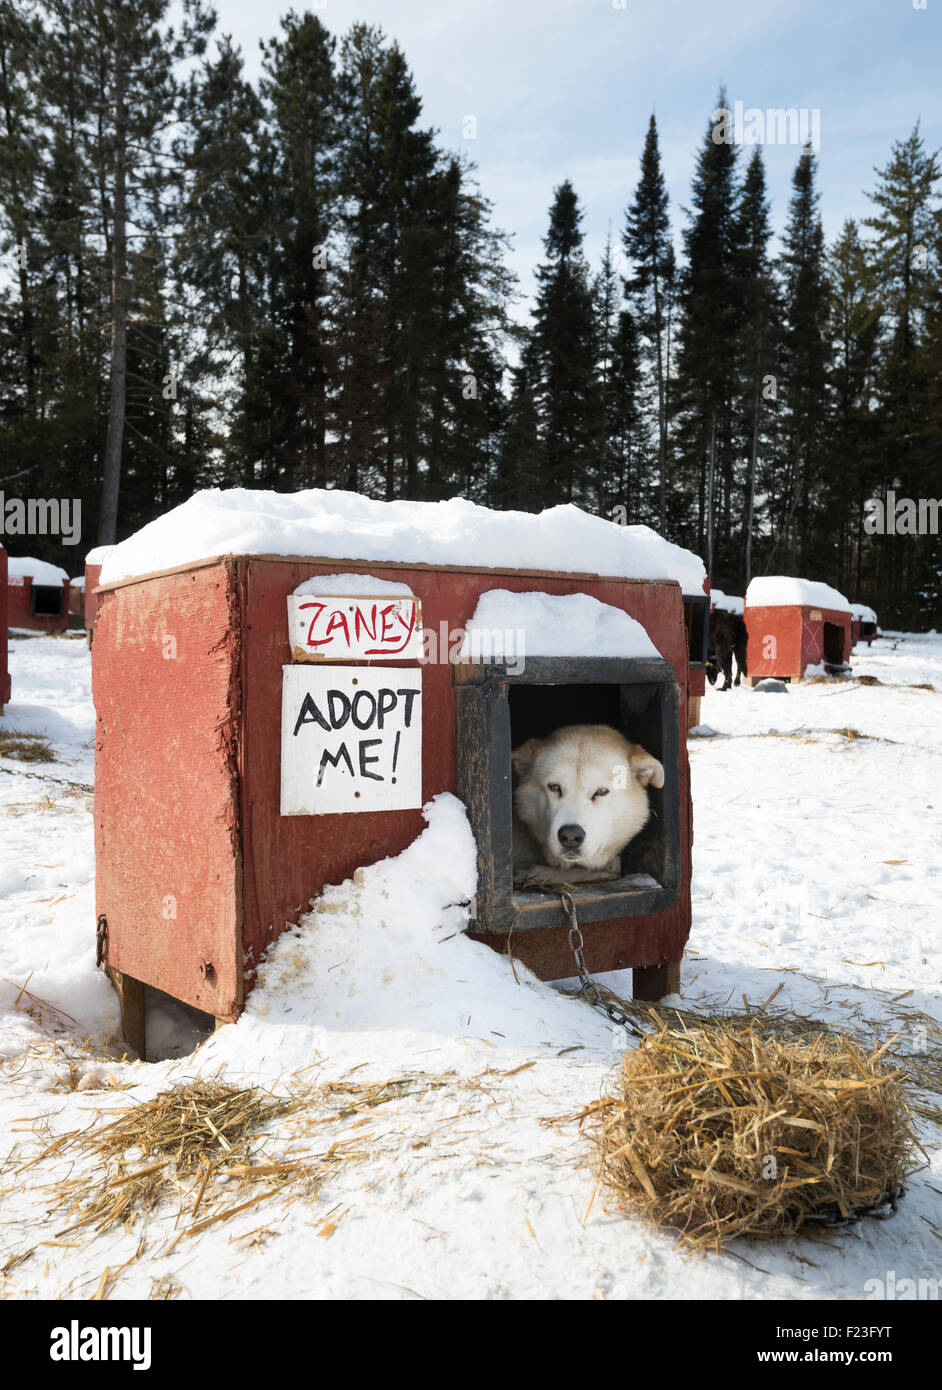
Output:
0,629,940,1300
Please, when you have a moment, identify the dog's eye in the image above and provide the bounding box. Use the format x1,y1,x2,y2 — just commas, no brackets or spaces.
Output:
592,787,610,799
547,782,562,795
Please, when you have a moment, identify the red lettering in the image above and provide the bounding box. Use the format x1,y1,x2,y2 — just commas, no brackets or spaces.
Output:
364,602,417,656
300,601,327,648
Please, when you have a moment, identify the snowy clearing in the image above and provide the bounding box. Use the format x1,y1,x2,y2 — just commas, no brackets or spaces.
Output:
0,630,940,1300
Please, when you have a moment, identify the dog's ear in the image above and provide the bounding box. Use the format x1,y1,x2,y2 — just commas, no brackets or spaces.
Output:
511,737,543,779
628,746,664,789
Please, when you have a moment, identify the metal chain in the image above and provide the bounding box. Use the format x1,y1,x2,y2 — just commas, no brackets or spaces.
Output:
95,914,108,969
801,1184,903,1231
560,890,644,1039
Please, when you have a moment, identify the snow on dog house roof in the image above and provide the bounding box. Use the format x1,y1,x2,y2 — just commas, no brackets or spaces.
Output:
85,544,116,566
457,589,662,659
710,588,744,615
97,488,707,590
745,576,851,614
7,555,69,586
850,602,878,623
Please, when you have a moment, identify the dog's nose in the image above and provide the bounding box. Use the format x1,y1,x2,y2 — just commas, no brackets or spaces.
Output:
557,824,585,850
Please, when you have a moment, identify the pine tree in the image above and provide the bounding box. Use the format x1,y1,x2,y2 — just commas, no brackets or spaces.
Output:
177,34,267,487
0,0,49,502
732,148,778,584
495,341,542,510
530,180,600,506
83,0,215,543
594,234,645,519
826,220,881,599
772,144,830,574
673,91,741,573
623,114,674,527
864,123,941,622
260,11,337,490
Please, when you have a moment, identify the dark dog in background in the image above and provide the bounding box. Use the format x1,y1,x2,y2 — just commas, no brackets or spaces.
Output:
707,609,747,689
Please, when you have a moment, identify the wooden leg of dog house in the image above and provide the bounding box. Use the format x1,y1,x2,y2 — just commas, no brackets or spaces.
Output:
107,966,146,1060
687,696,701,729
632,959,681,1001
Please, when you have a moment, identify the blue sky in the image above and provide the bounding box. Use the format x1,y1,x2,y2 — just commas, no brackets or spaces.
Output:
214,0,942,312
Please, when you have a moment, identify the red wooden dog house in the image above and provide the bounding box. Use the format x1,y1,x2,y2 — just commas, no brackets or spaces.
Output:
5,556,69,633
745,576,852,682
68,578,85,620
83,545,115,643
94,538,697,1057
850,604,879,647
0,548,10,712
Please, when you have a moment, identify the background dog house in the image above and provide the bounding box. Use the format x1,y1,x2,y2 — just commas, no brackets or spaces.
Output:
744,576,852,683
94,552,694,1056
68,577,85,621
0,547,9,712
5,556,69,633
683,587,710,728
83,545,115,643
851,603,878,646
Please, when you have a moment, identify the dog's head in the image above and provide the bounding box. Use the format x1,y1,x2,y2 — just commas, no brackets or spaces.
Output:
512,724,664,873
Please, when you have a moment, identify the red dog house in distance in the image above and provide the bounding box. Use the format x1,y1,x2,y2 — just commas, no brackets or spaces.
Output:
850,603,879,647
92,490,705,1055
745,576,852,682
0,547,10,711
5,555,69,633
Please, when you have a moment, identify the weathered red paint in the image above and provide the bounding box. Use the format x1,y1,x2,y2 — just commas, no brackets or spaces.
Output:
95,555,693,1015
85,562,105,638
6,572,68,633
69,581,85,619
746,602,852,681
0,548,10,709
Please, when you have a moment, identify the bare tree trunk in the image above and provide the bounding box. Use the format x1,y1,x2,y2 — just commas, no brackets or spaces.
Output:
98,15,127,546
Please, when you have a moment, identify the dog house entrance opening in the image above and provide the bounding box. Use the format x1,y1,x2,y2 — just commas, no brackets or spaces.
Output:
823,621,846,668
30,585,65,618
509,681,667,904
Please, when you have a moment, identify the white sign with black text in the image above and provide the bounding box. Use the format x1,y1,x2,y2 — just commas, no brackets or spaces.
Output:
280,664,422,815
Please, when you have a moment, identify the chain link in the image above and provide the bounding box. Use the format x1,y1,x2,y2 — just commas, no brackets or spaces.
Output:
560,891,644,1039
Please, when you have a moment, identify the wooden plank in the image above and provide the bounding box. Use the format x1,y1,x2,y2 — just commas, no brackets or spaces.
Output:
97,551,686,596
106,967,146,1058
632,959,681,1002
94,560,243,1017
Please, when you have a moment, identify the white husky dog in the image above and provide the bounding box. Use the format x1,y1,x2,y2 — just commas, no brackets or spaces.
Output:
511,724,664,889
